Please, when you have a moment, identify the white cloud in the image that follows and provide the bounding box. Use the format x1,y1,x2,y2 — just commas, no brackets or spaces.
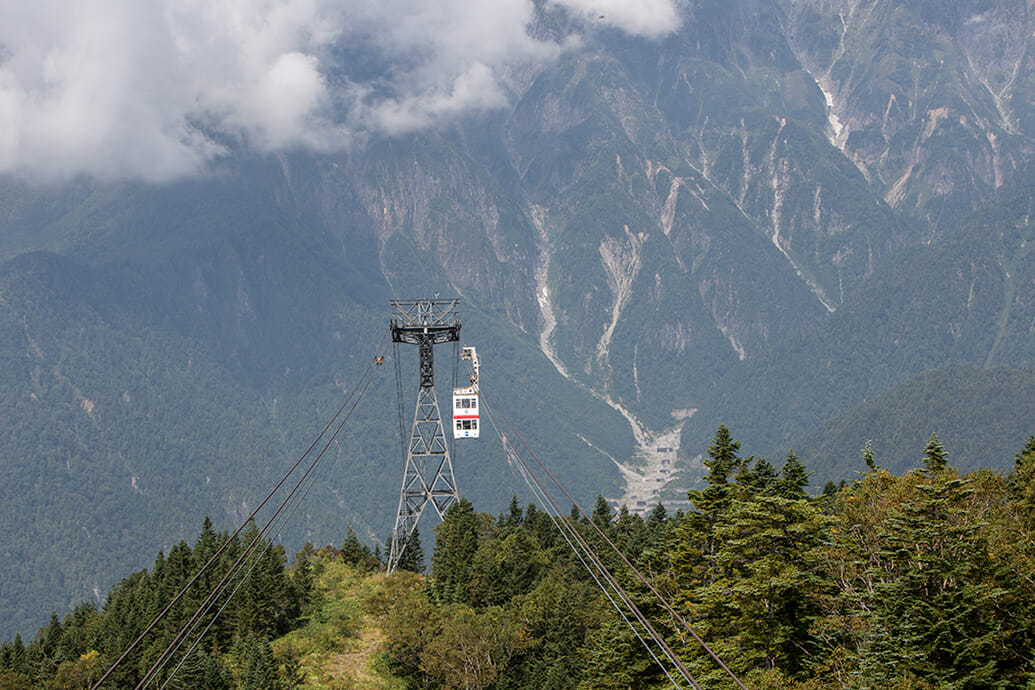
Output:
552,0,682,38
0,0,681,181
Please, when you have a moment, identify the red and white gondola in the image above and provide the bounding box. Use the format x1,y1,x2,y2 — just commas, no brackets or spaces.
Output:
453,346,480,439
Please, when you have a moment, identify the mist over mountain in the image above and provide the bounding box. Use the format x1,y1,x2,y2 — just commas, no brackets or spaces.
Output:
0,0,1032,637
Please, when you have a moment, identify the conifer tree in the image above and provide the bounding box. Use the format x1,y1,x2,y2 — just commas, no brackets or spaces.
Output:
740,457,777,496
193,516,219,570
580,619,663,688
1014,435,1035,468
922,432,948,473
848,458,1025,686
776,450,809,499
468,528,544,607
673,425,745,588
396,524,425,574
1008,434,1035,514
590,494,613,533
430,499,481,604
234,633,282,690
501,495,523,531
341,524,378,571
692,484,829,681
291,548,314,611
613,504,648,562
0,634,27,678
639,503,672,573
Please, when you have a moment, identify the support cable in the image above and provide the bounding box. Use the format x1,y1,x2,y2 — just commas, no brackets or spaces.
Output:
156,413,344,690
394,341,407,463
135,346,384,689
499,435,686,690
156,529,272,690
93,330,390,689
481,385,747,690
152,423,337,690
478,391,700,689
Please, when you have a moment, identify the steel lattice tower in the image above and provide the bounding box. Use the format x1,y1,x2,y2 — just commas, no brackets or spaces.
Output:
387,299,461,574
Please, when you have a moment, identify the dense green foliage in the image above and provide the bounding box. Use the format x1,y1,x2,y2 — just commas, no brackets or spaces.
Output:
0,518,307,689
2,0,1035,654
794,363,1035,482
380,428,1035,689
9,427,1033,689
0,242,628,639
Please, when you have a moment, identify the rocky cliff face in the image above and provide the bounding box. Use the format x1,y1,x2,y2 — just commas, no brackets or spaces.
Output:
778,0,1035,227
1,0,1034,639
210,0,1035,469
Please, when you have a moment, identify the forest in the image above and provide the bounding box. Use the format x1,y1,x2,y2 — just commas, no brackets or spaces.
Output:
2,427,1034,689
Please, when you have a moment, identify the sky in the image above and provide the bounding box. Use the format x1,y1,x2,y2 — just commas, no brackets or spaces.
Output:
0,0,682,182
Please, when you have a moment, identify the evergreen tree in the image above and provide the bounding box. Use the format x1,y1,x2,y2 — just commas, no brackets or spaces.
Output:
396,524,425,574
672,426,745,592
1008,434,1035,512
193,516,219,570
1014,435,1035,468
688,491,830,682
234,633,282,690
500,495,523,531
639,503,672,573
706,424,742,485
740,457,777,496
291,549,314,613
775,450,809,499
856,466,990,684
165,648,230,690
523,503,558,550
341,524,378,571
613,504,648,563
0,634,27,677
580,619,663,688
430,499,482,604
468,528,545,607
922,433,948,473
590,495,614,534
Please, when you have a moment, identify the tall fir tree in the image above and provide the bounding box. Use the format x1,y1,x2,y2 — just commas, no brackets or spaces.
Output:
396,524,425,574
430,499,482,604
922,433,948,473
776,450,810,499
341,524,378,571
672,426,745,589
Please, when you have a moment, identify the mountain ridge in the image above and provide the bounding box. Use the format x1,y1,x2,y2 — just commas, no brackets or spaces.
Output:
0,0,1032,637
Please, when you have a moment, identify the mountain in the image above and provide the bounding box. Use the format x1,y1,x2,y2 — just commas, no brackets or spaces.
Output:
0,0,1033,637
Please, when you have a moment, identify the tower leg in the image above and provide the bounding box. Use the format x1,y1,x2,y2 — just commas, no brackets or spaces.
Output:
387,385,458,573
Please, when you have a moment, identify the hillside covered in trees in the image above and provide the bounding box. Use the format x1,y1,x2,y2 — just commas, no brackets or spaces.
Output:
3,428,1035,689
4,0,1035,639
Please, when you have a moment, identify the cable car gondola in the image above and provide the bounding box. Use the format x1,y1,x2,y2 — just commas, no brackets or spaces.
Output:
452,346,480,439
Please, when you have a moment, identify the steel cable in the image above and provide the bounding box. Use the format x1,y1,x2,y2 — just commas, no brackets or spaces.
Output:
478,388,700,689
135,341,385,689
480,383,747,690
93,330,390,689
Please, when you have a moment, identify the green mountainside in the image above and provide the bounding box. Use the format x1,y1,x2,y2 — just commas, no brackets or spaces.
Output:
679,159,1035,467
4,432,1035,688
795,363,1035,482
0,0,1033,638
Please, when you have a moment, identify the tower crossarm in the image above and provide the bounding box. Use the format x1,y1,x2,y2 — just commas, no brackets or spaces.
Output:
389,325,461,346
389,299,461,329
